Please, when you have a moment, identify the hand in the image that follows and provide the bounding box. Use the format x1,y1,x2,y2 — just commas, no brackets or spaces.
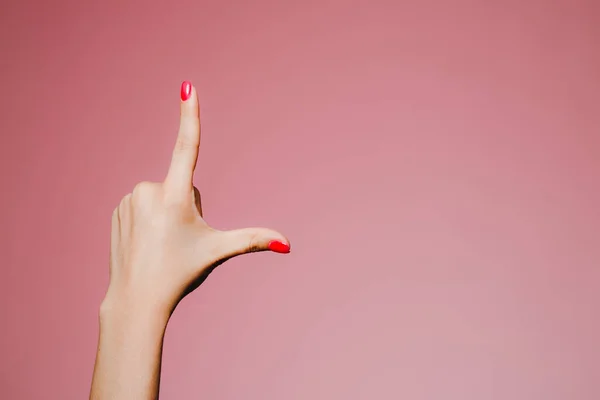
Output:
101,81,290,319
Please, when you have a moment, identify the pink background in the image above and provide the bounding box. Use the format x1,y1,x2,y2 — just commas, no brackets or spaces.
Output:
1,0,598,398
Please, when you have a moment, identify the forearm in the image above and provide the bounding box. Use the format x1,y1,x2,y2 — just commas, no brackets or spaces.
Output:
90,299,170,400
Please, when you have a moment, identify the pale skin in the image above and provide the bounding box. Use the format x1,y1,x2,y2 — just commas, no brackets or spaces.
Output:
89,81,290,400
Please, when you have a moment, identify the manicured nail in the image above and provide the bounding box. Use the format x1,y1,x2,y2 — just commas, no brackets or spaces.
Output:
268,240,290,254
180,81,192,101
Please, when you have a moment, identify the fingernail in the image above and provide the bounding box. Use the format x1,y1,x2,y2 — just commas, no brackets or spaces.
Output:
180,81,192,101
268,240,291,254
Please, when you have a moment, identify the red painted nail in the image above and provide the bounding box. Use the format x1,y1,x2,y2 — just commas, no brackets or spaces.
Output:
268,240,290,254
180,81,192,101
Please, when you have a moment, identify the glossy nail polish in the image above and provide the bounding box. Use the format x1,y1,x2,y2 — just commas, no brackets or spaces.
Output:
268,240,291,254
180,81,192,101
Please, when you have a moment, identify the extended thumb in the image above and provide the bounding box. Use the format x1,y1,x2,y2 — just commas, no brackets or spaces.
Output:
218,227,291,258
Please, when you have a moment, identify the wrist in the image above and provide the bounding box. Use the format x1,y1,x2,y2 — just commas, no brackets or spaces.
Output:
99,286,172,331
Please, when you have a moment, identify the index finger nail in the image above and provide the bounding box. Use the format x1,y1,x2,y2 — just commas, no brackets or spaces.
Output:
181,81,192,101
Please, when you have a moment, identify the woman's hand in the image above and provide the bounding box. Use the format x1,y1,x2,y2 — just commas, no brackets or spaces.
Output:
102,81,290,318
90,81,290,400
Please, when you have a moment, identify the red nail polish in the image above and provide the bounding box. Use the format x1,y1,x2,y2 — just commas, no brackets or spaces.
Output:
180,81,192,101
268,240,290,254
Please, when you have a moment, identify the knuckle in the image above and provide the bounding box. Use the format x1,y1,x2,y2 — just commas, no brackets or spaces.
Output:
246,232,262,253
118,194,131,214
132,181,155,199
174,137,197,153
111,207,119,223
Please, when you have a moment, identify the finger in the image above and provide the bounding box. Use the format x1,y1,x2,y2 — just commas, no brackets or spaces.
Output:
165,81,200,197
213,228,291,260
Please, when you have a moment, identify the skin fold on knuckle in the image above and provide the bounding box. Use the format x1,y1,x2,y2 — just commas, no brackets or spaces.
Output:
173,137,198,154
246,232,263,254
175,118,200,149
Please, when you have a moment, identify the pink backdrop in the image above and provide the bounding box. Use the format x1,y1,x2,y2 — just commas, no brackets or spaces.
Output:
1,0,598,398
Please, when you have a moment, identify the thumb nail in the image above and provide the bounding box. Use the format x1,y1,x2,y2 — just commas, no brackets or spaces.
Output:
268,240,291,254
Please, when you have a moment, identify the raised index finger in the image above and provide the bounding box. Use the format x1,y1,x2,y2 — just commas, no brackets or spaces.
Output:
164,81,200,197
